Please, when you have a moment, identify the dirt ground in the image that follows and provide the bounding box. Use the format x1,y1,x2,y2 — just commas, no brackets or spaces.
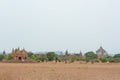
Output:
0,62,120,80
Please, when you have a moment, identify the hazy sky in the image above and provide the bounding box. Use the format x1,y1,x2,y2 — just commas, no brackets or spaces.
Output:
0,0,120,54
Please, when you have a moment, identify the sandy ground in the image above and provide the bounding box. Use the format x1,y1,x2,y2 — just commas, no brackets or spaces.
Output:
0,62,120,80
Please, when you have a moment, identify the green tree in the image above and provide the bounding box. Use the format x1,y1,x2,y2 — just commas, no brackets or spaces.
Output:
65,50,69,56
39,54,47,62
46,52,56,61
85,51,97,62
54,54,62,63
113,54,120,62
0,54,5,61
31,54,37,60
28,52,34,58
114,54,120,58
55,55,59,63
31,54,40,62
7,54,13,60
69,55,76,63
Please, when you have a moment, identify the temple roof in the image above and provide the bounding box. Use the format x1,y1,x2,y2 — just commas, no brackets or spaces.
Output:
11,48,27,54
96,46,107,54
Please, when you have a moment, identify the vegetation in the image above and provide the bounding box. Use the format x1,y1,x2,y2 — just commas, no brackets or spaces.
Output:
114,54,120,58
1,50,120,64
46,52,56,61
100,57,107,63
39,54,48,62
7,54,13,60
0,54,5,61
85,51,97,63
113,54,120,62
28,52,34,58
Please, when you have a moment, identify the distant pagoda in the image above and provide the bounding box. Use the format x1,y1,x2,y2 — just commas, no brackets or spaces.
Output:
3,50,6,56
80,51,83,57
96,46,108,59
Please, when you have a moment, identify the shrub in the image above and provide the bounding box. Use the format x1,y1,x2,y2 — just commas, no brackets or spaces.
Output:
107,57,115,63
100,57,107,63
70,57,75,63
94,59,100,63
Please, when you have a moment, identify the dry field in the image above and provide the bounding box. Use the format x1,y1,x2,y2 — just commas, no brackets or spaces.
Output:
0,62,120,80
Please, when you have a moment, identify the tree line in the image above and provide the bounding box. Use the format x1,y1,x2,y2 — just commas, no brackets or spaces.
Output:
0,51,120,63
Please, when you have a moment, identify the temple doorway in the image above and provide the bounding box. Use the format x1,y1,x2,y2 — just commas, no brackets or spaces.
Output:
18,57,22,60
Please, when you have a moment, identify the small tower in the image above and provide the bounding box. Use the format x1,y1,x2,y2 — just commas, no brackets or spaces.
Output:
3,50,6,56
80,51,83,58
64,50,69,63
16,47,21,54
65,50,69,56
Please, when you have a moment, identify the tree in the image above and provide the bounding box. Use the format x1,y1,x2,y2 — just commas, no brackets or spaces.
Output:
70,56,75,63
85,51,97,62
65,50,69,56
31,54,37,60
69,54,77,63
58,54,64,62
39,54,47,62
7,54,13,60
114,54,120,58
46,52,56,61
113,54,120,62
30,54,40,62
28,52,34,58
55,55,59,63
0,54,5,61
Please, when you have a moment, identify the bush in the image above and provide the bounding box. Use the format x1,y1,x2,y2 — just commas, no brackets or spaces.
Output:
107,57,115,63
94,59,100,63
70,57,75,63
100,57,107,63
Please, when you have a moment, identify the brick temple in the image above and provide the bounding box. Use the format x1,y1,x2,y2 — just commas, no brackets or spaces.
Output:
11,48,28,61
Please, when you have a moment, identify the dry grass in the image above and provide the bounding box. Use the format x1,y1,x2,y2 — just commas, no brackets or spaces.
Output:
0,62,120,80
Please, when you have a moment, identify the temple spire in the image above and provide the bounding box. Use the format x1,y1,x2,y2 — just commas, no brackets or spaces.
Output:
80,51,83,57
3,50,6,56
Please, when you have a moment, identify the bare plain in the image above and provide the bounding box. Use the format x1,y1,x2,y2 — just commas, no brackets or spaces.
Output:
0,62,120,80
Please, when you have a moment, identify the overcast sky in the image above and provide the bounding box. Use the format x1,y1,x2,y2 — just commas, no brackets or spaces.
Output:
0,0,120,54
